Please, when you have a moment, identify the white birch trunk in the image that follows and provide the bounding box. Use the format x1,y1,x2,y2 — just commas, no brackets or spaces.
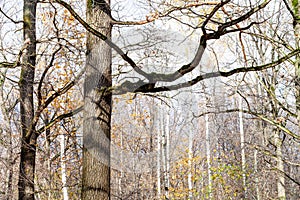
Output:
238,96,247,196
254,149,260,200
60,134,69,200
205,113,212,199
165,105,170,199
188,126,193,200
157,104,161,199
255,79,262,200
161,104,169,199
274,130,286,200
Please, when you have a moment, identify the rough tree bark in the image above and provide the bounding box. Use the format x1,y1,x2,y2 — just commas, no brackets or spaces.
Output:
18,0,37,199
82,0,112,199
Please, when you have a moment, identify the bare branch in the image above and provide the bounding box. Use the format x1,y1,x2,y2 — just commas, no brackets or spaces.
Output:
192,108,299,140
115,48,300,94
0,62,19,68
220,0,272,31
201,0,230,34
42,67,84,111
36,106,83,135
32,67,85,129
0,7,23,24
251,144,300,167
283,0,296,21
55,0,274,90
37,46,62,108
54,0,152,80
112,2,220,26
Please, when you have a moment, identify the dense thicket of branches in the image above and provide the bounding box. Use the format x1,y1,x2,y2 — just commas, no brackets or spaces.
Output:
0,0,299,199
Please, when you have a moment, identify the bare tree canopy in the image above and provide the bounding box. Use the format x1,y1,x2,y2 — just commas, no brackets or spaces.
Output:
0,0,299,199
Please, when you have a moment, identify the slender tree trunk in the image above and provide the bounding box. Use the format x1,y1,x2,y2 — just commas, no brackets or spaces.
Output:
18,0,37,199
160,104,169,199
274,130,286,200
254,82,262,200
0,74,14,200
253,149,260,200
187,109,193,200
5,135,13,200
157,104,161,199
205,113,212,199
60,134,69,200
149,98,156,198
118,128,123,196
188,127,193,200
164,105,170,199
44,119,52,200
82,0,112,199
238,95,247,197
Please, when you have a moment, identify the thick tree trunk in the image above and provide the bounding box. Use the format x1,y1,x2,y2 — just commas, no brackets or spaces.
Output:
18,0,37,199
82,0,112,199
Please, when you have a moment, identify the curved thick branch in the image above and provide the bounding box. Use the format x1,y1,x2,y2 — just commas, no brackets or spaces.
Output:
55,0,273,88
115,49,300,94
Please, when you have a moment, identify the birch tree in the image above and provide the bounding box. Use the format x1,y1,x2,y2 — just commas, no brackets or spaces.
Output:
1,0,300,199
238,95,247,197
54,1,300,198
205,113,212,199
156,106,161,199
0,0,84,198
60,134,69,200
